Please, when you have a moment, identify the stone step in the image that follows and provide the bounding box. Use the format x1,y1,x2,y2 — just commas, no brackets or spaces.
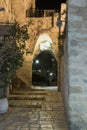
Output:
31,88,45,91
8,95,45,100
10,91,47,95
9,100,43,108
12,88,45,92
10,89,46,95
8,88,46,108
9,104,42,108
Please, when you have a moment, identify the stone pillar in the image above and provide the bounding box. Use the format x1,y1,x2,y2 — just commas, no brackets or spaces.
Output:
67,0,87,129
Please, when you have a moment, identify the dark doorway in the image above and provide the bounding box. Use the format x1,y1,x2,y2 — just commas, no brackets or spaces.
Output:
32,51,57,86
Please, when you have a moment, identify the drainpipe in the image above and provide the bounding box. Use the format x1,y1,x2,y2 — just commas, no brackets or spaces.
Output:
58,11,62,92
56,8,62,92
51,11,54,27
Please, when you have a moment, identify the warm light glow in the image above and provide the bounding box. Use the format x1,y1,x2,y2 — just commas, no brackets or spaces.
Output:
40,41,52,51
33,33,53,55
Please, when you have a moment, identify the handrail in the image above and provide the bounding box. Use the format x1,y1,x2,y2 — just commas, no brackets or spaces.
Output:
26,9,58,17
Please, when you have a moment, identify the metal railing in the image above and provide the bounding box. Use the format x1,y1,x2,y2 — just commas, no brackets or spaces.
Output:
26,9,58,17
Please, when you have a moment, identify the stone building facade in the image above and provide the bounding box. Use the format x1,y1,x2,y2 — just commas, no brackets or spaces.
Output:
62,0,87,129
1,0,87,129
0,0,60,87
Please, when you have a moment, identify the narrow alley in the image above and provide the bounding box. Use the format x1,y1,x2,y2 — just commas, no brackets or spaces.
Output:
0,88,68,130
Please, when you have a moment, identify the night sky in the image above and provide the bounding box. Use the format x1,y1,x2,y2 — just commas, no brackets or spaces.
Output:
36,0,66,10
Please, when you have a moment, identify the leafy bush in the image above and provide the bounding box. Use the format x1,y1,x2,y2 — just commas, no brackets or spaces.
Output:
0,22,29,97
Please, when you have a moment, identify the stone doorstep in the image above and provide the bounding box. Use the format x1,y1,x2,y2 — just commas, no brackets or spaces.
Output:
10,91,47,95
9,100,42,108
9,103,42,108
8,96,45,100
31,88,45,91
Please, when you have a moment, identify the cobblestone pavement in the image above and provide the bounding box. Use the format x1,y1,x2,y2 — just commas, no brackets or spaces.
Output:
0,89,68,130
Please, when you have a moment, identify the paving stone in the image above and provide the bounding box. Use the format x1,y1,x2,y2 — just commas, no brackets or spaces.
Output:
53,129,67,130
40,118,53,122
41,124,52,128
21,124,29,128
20,128,29,130
0,89,68,130
6,126,17,130
41,128,53,130
29,128,39,130
29,124,40,128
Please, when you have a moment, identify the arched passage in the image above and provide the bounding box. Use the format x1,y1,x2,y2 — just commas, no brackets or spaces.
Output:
32,50,57,87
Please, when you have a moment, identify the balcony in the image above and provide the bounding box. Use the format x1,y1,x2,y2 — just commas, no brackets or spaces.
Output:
26,9,58,18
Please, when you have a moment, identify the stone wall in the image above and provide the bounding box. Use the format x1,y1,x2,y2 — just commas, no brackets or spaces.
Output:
1,0,87,128
67,0,87,129
17,17,58,87
0,0,59,87
61,35,69,119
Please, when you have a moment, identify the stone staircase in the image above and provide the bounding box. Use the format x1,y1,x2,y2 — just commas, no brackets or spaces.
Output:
8,88,46,108
0,88,68,130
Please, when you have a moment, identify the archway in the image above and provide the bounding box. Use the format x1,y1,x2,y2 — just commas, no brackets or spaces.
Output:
32,50,57,87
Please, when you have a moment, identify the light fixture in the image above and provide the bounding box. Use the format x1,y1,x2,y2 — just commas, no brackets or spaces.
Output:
35,59,39,64
38,70,41,72
56,18,62,27
50,73,53,76
51,58,55,62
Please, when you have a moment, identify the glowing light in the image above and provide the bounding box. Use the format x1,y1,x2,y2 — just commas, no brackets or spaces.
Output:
35,60,39,64
38,70,41,72
40,41,52,51
50,73,53,76
51,58,54,62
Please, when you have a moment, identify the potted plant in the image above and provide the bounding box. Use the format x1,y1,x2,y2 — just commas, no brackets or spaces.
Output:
0,22,29,113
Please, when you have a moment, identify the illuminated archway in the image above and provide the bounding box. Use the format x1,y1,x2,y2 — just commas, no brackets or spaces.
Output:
33,33,58,59
32,33,58,88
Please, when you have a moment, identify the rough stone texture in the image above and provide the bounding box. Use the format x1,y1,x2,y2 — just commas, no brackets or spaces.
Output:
0,0,59,87
61,35,69,124
0,89,68,130
67,0,87,129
